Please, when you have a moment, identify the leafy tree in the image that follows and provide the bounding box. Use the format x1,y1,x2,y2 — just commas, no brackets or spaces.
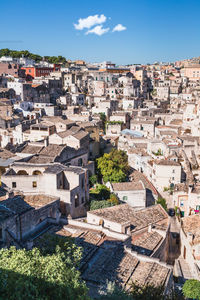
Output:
0,48,66,64
90,184,111,200
89,185,119,210
97,149,130,183
157,196,167,211
0,244,88,300
99,112,106,132
182,279,200,299
108,193,119,205
89,174,98,187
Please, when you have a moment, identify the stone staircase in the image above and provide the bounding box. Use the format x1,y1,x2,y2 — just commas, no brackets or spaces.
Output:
174,256,193,283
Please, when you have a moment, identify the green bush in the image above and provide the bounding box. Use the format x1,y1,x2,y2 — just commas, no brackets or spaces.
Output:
0,244,88,300
90,200,115,210
89,175,98,187
182,279,200,299
163,187,169,192
90,184,111,200
157,196,167,211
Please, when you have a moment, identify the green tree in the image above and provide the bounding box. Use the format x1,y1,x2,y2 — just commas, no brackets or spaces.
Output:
99,112,106,133
108,193,119,205
182,279,200,299
97,149,130,183
0,244,88,300
157,196,167,211
89,174,98,187
90,184,111,200
0,49,66,64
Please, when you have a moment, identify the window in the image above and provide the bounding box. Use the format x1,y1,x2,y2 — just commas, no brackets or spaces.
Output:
82,197,84,203
29,69,32,73
12,182,16,188
172,169,175,173
172,177,175,181
32,181,37,188
78,158,83,166
75,195,79,207
123,196,128,201
0,227,2,240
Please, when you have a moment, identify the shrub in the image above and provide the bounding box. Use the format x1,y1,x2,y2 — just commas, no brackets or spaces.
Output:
182,279,200,299
157,196,167,211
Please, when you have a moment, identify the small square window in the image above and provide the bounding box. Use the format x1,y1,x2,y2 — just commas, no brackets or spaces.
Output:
32,181,37,188
12,182,16,188
123,196,128,201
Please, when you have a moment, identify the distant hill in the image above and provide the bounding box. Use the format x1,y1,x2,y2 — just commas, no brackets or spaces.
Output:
0,48,67,64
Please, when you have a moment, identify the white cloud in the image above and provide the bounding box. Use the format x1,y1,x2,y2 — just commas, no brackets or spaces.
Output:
112,24,127,32
86,25,110,36
74,14,106,30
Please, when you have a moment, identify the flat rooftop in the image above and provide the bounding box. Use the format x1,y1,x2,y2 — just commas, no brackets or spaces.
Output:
23,194,59,208
112,181,144,191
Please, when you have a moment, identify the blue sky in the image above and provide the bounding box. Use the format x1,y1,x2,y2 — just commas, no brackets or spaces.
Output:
0,0,200,64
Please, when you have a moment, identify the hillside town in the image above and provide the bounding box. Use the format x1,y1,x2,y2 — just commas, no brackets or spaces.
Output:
1,50,200,298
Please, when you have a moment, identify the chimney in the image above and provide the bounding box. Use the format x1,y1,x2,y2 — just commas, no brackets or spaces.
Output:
44,137,49,147
148,224,152,233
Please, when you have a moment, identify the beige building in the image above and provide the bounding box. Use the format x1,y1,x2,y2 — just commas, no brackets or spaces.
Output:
1,162,89,218
184,65,200,81
152,160,182,190
175,215,200,281
49,128,89,149
107,181,146,208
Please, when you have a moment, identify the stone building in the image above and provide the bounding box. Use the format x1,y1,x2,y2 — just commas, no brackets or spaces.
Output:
107,181,146,208
152,160,182,190
0,194,60,248
1,162,89,218
174,214,200,281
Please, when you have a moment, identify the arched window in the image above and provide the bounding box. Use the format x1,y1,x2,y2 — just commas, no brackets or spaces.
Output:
17,170,28,175
32,170,42,175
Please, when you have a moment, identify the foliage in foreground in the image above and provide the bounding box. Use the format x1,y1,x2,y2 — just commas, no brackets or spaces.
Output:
97,149,130,183
99,282,184,300
182,279,200,299
0,243,88,300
